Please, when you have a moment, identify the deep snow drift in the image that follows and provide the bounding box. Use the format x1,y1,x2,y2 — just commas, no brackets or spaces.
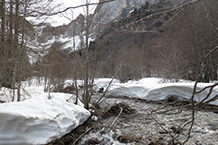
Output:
0,93,90,145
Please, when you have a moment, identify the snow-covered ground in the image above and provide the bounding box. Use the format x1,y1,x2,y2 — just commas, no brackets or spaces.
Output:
0,77,217,144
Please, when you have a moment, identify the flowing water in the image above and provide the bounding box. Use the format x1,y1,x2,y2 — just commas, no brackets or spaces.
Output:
80,95,218,145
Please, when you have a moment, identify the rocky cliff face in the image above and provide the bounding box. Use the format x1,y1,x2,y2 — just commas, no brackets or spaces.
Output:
93,0,154,23
34,0,154,54
38,0,155,42
34,0,183,60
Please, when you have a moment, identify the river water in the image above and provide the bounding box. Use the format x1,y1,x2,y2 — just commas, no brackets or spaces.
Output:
79,95,218,145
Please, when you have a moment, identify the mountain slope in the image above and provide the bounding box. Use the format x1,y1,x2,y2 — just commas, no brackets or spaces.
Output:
33,0,218,82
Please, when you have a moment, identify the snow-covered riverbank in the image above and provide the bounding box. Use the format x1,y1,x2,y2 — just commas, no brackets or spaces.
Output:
0,77,217,144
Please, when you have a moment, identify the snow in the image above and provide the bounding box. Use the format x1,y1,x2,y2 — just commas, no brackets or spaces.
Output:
0,85,90,145
94,78,218,105
0,77,218,144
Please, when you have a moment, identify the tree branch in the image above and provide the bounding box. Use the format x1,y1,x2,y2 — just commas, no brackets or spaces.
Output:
36,0,117,16
117,0,203,32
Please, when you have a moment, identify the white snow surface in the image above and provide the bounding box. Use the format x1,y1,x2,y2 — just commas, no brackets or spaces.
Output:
94,78,218,105
0,90,90,145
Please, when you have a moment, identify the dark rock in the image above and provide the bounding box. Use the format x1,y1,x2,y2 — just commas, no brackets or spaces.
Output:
98,87,104,93
170,126,182,134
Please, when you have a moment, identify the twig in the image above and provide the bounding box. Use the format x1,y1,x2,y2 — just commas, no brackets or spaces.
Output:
182,68,205,144
109,107,123,130
53,113,61,119
36,0,117,16
157,8,185,31
197,83,218,104
118,0,202,31
96,63,123,105
182,45,218,144
148,112,182,145
66,95,75,102
196,83,218,94
71,127,94,145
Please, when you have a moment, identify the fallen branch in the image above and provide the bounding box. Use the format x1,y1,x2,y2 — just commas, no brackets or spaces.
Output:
146,111,182,145
109,107,123,130
96,64,123,105
71,127,94,145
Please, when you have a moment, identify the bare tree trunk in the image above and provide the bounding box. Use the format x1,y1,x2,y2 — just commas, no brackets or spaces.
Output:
13,0,19,101
16,0,28,101
73,43,79,104
0,0,5,46
9,0,16,101
84,0,90,109
0,0,5,87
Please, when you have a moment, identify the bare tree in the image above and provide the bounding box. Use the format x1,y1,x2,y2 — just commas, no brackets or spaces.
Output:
0,0,61,101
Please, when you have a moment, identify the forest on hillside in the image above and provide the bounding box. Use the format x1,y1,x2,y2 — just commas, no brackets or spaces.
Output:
94,0,218,82
33,0,218,85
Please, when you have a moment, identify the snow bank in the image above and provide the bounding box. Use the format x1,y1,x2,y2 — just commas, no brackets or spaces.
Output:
146,83,218,103
106,78,218,105
0,93,90,145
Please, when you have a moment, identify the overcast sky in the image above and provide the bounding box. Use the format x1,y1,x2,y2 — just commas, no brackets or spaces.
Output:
48,0,99,26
